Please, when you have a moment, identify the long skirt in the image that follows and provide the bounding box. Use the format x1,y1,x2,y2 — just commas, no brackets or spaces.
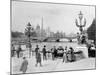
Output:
20,60,28,73
63,53,67,63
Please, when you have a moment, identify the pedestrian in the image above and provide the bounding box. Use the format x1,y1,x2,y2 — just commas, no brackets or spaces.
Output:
81,34,86,44
54,46,57,58
51,48,54,60
11,44,16,57
29,43,32,58
32,50,34,56
42,45,47,60
35,45,39,57
69,47,75,62
51,46,57,60
20,57,28,74
47,49,50,59
16,45,22,58
35,45,42,67
77,32,80,44
62,46,68,63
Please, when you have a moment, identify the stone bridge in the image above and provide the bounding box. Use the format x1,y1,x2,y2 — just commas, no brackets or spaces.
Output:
42,36,78,42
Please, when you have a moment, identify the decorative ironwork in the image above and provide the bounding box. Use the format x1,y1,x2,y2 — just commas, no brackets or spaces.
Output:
75,11,86,34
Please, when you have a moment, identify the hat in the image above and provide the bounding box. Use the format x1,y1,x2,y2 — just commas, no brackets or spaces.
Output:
23,57,26,59
44,45,46,47
36,45,38,47
69,47,72,49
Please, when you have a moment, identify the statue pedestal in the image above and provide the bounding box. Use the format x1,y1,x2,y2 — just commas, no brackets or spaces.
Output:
76,45,88,58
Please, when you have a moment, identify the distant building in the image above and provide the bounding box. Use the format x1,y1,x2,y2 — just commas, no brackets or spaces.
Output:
35,24,41,37
46,27,51,37
34,24,47,37
50,32,55,37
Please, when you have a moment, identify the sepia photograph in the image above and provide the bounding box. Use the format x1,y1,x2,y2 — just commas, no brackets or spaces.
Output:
11,0,96,74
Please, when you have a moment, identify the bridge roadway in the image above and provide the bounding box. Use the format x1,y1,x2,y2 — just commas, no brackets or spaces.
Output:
11,36,78,45
32,36,78,41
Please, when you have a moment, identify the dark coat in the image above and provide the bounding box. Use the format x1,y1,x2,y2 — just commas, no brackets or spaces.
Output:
42,48,46,55
36,52,41,63
20,60,28,73
35,48,39,57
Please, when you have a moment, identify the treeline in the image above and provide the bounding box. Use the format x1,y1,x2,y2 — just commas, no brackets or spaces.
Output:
87,19,96,44
11,31,38,38
11,31,24,38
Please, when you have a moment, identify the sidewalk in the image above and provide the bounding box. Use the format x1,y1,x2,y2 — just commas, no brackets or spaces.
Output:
11,56,62,74
12,56,95,74
54,58,95,71
11,43,95,74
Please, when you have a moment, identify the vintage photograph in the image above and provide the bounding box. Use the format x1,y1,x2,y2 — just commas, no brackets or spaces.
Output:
11,0,96,74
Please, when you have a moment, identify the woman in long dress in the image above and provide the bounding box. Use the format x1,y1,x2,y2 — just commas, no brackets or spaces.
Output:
20,57,28,73
62,46,67,63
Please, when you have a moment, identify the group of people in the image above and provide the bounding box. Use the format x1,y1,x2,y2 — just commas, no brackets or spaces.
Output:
11,44,22,58
12,44,76,73
77,32,87,44
63,47,75,63
34,45,76,67
87,41,96,57
34,45,57,67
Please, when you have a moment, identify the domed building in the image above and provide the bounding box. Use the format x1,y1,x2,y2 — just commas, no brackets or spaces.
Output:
35,24,41,37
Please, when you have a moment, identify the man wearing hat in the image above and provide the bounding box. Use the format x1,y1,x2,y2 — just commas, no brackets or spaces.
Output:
42,45,47,60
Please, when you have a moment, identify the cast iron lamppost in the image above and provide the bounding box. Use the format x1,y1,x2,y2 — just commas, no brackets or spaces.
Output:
75,11,86,34
25,22,34,58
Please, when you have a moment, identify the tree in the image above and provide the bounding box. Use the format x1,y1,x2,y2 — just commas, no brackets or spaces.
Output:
11,31,23,38
87,19,96,44
32,31,37,37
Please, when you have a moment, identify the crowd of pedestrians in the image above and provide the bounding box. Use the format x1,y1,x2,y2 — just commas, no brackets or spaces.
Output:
11,44,22,58
11,44,76,74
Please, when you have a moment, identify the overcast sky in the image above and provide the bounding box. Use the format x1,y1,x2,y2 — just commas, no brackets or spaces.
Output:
11,1,95,35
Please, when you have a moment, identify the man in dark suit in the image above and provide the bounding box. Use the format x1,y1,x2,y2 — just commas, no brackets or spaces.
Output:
42,45,47,60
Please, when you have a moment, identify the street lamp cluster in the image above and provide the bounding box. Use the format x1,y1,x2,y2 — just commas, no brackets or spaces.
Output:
25,22,34,57
75,11,86,34
75,11,88,44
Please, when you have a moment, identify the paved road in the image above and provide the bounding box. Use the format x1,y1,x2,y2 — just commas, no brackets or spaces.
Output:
11,42,95,74
12,56,62,74
11,55,95,74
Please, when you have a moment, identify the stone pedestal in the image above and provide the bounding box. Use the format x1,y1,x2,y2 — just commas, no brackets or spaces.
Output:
76,46,88,58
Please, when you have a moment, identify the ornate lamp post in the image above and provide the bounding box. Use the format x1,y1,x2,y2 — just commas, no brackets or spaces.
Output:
25,22,34,58
75,11,86,34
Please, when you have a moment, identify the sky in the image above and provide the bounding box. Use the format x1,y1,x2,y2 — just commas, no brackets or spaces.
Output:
11,1,95,35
